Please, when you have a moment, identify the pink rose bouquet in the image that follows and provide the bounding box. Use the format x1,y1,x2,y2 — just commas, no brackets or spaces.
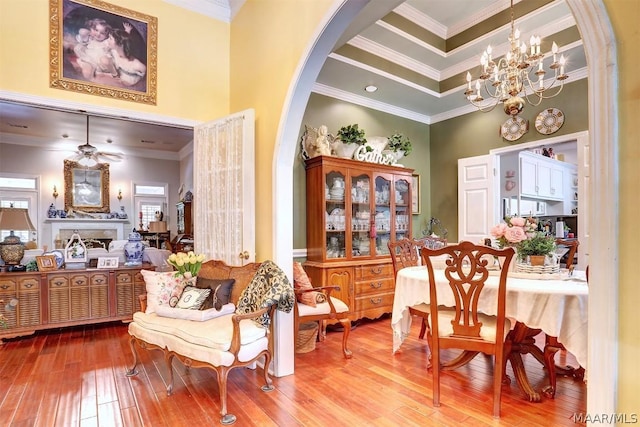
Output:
490,216,538,249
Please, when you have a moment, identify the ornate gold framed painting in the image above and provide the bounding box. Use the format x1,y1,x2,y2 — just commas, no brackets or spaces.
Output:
49,0,157,105
64,160,110,213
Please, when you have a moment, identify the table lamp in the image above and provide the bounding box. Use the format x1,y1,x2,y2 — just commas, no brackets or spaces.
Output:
0,207,36,270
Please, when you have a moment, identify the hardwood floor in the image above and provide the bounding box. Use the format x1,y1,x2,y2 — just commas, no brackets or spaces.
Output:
0,316,586,426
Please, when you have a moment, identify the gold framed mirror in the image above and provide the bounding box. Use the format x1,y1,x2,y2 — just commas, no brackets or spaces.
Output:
64,160,110,213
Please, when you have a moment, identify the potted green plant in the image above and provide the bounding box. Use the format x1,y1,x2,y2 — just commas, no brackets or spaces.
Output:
387,132,412,159
517,233,556,265
335,124,367,158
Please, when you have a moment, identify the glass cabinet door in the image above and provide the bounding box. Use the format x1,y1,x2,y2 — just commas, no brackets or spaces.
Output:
394,178,411,240
350,173,371,257
374,175,391,256
325,170,346,259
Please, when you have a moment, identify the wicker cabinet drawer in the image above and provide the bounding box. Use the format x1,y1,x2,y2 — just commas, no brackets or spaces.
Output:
18,277,39,291
0,279,17,292
116,272,134,284
90,273,109,286
355,263,393,280
48,275,69,289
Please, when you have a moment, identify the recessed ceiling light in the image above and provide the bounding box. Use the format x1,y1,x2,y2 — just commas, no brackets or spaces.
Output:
364,85,378,93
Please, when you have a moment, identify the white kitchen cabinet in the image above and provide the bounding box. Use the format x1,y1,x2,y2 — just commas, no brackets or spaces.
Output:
519,152,565,201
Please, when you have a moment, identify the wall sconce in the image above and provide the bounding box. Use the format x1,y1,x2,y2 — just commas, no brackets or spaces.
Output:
117,189,123,201
52,185,58,200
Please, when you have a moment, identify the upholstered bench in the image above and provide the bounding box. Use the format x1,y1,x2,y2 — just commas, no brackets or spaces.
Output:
126,260,294,425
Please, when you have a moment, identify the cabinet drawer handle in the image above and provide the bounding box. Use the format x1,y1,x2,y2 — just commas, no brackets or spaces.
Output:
369,282,382,289
0,284,9,290
54,281,65,286
370,266,383,274
74,280,85,286
94,279,105,284
24,283,34,289
370,297,383,305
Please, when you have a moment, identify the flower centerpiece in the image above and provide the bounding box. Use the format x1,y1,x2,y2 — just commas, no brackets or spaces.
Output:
490,216,555,265
167,251,205,279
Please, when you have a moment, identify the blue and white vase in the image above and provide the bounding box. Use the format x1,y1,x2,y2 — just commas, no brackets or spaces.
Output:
47,203,57,218
124,229,145,266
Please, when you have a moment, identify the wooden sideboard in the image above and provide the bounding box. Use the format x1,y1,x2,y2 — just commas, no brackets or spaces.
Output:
0,264,154,340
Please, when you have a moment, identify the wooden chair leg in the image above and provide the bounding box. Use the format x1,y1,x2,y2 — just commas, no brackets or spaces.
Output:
165,351,176,396
217,366,236,425
339,317,353,359
261,351,275,392
125,336,140,377
418,317,428,339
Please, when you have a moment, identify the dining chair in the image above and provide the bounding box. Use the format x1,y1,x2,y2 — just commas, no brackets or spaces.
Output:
555,238,579,271
388,238,430,340
421,241,515,418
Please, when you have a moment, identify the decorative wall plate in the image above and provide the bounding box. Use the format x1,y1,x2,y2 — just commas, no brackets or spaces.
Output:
500,116,528,141
535,108,565,135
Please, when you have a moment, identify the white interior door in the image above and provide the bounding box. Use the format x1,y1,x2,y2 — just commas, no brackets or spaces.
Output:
457,155,496,243
193,109,255,265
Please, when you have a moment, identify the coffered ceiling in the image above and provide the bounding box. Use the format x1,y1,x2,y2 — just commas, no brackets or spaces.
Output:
0,0,585,159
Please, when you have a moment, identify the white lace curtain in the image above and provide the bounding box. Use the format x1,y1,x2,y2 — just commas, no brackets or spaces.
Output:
194,112,248,265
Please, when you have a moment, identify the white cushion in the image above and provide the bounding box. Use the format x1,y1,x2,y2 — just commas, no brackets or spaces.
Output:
128,320,267,367
87,248,109,259
143,247,171,266
131,311,266,350
296,296,348,317
436,311,511,342
155,303,235,321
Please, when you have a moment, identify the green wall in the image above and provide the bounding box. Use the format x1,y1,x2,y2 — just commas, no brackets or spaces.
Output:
429,78,589,240
294,93,430,250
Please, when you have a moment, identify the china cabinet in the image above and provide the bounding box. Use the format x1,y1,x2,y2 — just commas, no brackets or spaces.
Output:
176,201,192,235
303,155,413,321
0,264,154,340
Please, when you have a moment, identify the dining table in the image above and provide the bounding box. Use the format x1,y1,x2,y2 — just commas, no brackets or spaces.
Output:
391,265,589,402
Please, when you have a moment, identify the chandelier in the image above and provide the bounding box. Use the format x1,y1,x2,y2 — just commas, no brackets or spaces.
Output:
464,0,568,116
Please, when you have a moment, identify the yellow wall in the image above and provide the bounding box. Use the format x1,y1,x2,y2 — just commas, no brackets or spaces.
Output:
229,0,333,259
0,0,230,121
1,0,639,413
603,0,640,416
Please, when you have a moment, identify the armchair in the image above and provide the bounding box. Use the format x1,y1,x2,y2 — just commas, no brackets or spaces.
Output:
293,262,352,358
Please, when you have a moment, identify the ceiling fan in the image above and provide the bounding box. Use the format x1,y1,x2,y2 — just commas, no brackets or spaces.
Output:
67,116,124,166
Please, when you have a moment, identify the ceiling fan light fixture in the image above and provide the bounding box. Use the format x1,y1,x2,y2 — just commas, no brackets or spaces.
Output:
77,157,97,167
464,0,568,115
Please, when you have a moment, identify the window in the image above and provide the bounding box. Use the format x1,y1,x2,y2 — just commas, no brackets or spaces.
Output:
1,175,39,244
133,183,168,230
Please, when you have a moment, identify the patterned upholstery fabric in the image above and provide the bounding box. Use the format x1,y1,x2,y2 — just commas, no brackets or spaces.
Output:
236,260,295,327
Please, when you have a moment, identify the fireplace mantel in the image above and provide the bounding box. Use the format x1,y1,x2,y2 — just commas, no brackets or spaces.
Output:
45,218,131,249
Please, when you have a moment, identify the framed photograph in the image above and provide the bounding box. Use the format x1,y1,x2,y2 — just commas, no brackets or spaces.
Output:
412,173,421,215
49,0,158,105
97,257,119,269
64,160,110,213
36,255,58,272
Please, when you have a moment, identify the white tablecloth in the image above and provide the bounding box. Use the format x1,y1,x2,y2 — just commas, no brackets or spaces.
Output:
391,266,589,370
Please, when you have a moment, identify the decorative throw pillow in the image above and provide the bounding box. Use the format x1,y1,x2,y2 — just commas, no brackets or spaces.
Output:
155,303,236,321
293,261,317,307
195,277,235,310
175,286,211,310
140,270,188,314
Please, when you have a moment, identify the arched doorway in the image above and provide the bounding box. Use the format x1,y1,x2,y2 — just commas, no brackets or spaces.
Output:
273,0,617,414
